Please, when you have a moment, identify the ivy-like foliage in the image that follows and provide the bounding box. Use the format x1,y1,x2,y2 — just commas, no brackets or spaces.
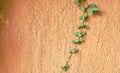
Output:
69,48,78,53
61,64,69,71
80,5,89,12
74,0,85,4
60,0,99,72
88,4,99,14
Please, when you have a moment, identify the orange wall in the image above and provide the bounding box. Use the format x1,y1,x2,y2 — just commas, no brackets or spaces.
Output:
0,0,120,73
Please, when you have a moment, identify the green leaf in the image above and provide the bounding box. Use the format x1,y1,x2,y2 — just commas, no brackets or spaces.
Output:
79,14,87,21
81,31,86,36
80,6,86,12
75,32,82,37
88,4,99,14
88,9,93,14
69,48,79,53
77,24,87,29
75,31,86,37
80,5,88,12
89,4,97,8
74,0,79,4
72,39,83,45
61,64,69,71
74,0,85,4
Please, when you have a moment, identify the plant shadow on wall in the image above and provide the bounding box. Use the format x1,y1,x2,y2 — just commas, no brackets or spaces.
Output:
60,0,101,72
0,0,14,63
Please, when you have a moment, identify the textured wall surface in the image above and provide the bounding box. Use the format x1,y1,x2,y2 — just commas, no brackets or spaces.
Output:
0,0,120,73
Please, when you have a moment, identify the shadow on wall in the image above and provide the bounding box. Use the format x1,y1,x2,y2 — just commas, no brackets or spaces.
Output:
0,0,14,63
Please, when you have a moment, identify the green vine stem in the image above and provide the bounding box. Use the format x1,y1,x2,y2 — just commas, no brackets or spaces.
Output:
60,0,99,72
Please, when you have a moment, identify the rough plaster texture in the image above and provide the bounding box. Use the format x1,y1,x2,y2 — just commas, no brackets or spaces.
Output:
0,0,120,73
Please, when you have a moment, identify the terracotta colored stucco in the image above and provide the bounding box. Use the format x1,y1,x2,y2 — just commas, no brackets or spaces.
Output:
0,0,120,73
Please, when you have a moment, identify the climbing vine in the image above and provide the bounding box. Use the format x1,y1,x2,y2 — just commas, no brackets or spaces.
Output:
60,0,99,72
